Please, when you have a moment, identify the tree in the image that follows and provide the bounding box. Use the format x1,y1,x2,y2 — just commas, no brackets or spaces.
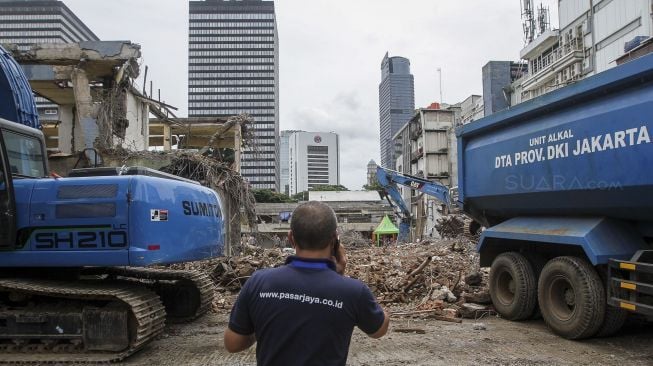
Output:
310,184,349,191
363,181,383,191
292,191,309,201
291,185,348,201
252,189,295,203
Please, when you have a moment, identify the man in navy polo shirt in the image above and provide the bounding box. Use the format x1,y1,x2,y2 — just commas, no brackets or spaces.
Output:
224,201,389,365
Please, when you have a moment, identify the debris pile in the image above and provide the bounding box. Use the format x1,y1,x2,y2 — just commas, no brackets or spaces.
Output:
435,215,466,239
190,237,492,320
337,228,371,248
345,240,492,321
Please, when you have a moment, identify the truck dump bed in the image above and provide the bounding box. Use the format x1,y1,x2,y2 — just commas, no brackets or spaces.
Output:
457,53,653,227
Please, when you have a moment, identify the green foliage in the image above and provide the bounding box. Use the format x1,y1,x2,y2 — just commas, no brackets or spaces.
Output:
363,182,383,191
252,189,295,203
292,191,309,201
310,184,349,191
291,185,349,201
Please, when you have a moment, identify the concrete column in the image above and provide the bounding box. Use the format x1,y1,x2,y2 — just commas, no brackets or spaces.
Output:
57,105,75,154
234,123,242,173
71,68,98,152
163,123,172,151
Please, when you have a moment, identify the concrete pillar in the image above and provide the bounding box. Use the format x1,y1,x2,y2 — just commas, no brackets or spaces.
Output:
71,68,98,152
163,123,172,151
57,105,75,154
234,123,242,173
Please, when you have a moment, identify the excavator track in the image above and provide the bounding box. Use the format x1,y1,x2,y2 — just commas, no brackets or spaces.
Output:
105,267,214,323
0,278,166,364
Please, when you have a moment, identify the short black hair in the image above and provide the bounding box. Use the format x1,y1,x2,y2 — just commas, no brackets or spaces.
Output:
290,201,337,250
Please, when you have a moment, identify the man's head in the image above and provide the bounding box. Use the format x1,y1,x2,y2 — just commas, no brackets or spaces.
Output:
290,201,337,250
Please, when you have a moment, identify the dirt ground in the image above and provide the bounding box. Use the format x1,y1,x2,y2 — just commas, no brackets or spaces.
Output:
125,312,653,366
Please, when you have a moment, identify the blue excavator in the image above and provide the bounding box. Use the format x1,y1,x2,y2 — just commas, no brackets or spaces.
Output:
0,45,224,361
375,166,481,241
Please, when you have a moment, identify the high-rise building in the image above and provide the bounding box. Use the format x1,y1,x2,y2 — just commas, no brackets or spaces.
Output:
279,130,301,195
288,131,340,195
366,159,377,187
378,52,414,169
0,0,99,122
188,0,279,190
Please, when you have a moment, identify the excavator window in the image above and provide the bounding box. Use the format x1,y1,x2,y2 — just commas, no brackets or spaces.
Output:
1,129,45,178
0,128,17,249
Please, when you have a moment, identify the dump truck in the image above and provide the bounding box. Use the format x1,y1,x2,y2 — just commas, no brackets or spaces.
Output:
377,51,653,339
455,52,653,339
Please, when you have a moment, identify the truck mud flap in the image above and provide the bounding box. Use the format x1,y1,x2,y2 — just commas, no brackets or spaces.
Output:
608,250,653,315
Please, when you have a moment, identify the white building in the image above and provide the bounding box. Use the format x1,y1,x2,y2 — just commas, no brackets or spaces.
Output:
459,95,484,125
288,131,340,195
392,107,458,240
513,0,653,104
279,130,301,195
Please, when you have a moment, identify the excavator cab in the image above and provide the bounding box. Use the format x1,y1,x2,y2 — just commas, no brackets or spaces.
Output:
0,118,47,250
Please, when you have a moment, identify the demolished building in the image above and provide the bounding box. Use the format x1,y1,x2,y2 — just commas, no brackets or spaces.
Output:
8,41,173,155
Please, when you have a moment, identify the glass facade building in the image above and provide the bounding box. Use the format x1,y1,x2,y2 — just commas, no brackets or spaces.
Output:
189,0,279,190
378,53,414,169
0,0,99,121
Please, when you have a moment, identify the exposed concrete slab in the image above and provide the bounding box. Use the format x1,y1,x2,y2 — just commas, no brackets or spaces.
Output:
9,41,140,65
10,41,141,83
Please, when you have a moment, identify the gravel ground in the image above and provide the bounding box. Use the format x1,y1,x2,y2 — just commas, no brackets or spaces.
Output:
124,312,653,366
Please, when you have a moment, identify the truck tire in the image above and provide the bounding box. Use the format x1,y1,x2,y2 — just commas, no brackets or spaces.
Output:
526,254,547,320
489,252,537,320
595,306,628,337
538,256,605,339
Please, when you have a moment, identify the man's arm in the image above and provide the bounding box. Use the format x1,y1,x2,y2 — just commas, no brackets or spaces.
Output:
224,272,256,353
224,328,256,353
367,309,390,339
356,285,391,339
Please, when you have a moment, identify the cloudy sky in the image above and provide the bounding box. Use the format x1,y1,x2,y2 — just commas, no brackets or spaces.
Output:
64,0,559,190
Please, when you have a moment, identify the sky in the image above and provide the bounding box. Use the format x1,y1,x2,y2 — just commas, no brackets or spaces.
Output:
64,0,559,191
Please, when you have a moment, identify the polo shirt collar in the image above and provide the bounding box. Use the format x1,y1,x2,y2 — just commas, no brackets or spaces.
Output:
286,256,336,271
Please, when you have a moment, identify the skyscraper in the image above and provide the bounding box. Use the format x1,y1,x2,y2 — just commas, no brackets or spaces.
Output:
0,0,99,122
366,159,377,187
378,52,414,169
188,0,279,190
279,130,301,195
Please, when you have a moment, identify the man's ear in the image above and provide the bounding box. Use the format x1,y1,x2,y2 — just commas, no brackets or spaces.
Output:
288,230,296,249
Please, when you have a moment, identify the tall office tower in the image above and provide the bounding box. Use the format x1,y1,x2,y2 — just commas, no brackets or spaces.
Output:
0,0,99,122
288,131,340,195
279,130,301,195
189,0,279,190
366,159,377,187
378,52,414,169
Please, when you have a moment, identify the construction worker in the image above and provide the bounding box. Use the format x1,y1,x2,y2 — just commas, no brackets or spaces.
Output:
224,201,389,365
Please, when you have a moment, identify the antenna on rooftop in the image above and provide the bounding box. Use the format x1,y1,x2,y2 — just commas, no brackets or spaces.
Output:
537,3,551,36
520,0,536,44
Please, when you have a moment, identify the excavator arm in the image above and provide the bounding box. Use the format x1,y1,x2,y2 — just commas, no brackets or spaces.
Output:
375,165,455,241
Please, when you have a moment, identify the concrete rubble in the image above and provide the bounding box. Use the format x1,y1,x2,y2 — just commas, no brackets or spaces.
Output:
173,236,494,322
